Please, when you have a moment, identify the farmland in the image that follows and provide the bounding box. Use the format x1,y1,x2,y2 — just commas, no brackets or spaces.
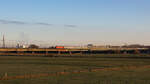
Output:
0,54,150,84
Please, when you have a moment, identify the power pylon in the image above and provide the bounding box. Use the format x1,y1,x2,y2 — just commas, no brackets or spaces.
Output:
2,35,5,48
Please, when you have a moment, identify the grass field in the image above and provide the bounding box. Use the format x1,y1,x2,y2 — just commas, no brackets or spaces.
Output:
0,54,150,84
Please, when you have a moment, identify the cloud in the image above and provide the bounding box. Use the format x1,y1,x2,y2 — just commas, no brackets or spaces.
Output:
64,24,77,28
35,22,53,26
0,19,27,25
0,19,78,27
0,19,52,26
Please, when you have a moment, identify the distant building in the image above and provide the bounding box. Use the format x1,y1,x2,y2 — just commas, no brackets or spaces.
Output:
16,43,20,48
64,46,81,49
16,44,28,48
87,44,94,48
49,46,55,49
55,46,64,49
20,45,27,48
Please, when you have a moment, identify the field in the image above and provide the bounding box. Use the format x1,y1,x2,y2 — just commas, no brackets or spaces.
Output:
0,54,150,84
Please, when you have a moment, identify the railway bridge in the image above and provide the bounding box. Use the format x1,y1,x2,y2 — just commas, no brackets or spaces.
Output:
0,48,149,56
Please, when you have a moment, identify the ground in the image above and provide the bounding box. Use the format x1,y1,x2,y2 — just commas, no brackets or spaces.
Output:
0,54,150,84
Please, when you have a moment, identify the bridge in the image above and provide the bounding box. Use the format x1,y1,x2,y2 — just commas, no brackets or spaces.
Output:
0,48,149,56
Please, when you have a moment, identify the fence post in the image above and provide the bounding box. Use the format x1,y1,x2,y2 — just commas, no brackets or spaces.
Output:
3,72,8,79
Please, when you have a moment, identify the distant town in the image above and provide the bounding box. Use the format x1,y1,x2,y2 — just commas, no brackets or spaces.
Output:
0,35,150,56
1,35,150,49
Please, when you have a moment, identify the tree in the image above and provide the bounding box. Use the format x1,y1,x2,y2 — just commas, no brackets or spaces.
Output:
28,44,39,48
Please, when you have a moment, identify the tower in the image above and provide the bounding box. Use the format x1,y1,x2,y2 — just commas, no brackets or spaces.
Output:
2,35,5,48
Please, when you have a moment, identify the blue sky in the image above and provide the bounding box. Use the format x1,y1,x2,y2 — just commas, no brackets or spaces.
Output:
0,0,150,46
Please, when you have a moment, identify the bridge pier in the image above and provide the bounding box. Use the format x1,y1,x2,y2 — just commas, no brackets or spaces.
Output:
58,51,61,55
69,51,72,55
134,50,140,54
115,50,121,54
46,51,48,56
32,51,34,54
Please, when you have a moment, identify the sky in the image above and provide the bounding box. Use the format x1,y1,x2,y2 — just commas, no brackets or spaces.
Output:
0,0,150,46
